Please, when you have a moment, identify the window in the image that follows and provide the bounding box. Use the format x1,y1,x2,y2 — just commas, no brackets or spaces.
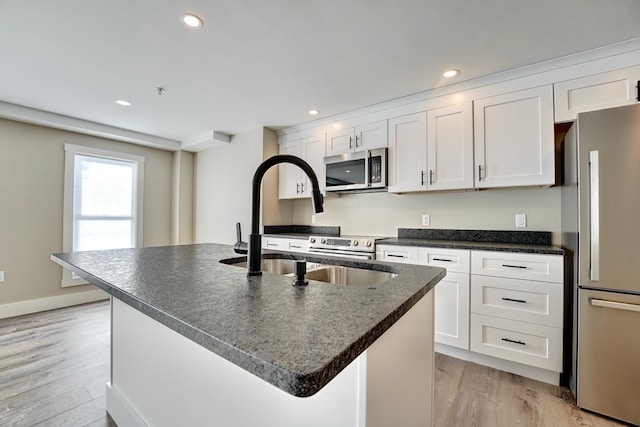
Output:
62,144,144,287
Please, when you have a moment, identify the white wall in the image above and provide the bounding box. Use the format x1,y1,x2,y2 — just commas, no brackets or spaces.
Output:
0,118,173,313
194,128,292,244
294,186,562,244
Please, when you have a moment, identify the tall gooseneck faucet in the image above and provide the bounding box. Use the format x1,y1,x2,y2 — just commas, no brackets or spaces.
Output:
247,155,324,276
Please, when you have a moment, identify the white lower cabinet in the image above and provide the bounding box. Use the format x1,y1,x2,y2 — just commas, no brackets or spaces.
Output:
378,244,564,384
378,245,470,349
470,251,564,374
262,237,308,253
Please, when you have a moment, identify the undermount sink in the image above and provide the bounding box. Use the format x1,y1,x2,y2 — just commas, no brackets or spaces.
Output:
221,257,396,286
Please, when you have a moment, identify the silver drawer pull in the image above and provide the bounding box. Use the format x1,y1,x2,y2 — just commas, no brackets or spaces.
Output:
290,245,301,249
501,337,526,346
387,254,406,258
432,258,453,263
502,264,527,269
501,297,527,304
266,243,278,247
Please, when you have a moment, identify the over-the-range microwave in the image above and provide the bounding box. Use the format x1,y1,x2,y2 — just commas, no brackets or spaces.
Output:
324,148,387,193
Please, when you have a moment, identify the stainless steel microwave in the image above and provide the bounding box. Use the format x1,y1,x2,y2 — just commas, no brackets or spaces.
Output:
324,148,387,193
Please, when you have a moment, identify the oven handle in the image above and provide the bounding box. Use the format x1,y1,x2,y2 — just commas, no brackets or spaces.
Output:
308,248,374,260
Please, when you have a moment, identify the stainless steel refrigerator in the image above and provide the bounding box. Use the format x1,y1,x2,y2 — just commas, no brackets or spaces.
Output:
562,103,640,425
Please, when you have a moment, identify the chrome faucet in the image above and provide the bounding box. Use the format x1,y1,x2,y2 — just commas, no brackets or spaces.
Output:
246,155,324,276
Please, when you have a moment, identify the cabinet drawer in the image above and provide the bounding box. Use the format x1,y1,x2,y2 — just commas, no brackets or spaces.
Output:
418,247,470,273
471,251,563,283
471,275,563,327
263,238,287,250
376,245,419,264
286,240,308,253
470,313,562,372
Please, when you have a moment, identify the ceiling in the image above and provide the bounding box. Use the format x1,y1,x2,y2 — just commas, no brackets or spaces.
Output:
2,0,640,149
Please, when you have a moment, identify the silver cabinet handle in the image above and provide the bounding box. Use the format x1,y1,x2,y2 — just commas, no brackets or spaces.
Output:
429,170,434,186
478,165,483,182
349,136,353,150
591,298,640,313
421,170,426,186
355,135,360,148
296,183,300,194
432,258,452,263
266,243,278,247
300,182,305,193
387,254,406,258
590,150,600,281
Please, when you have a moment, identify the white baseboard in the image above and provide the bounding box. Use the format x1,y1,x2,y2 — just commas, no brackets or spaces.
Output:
106,382,148,427
0,288,109,319
435,343,560,386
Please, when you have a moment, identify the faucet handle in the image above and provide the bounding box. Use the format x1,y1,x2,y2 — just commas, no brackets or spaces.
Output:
292,260,308,286
234,222,248,254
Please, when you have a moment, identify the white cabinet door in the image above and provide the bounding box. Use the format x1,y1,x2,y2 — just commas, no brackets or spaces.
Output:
433,272,470,349
356,120,388,151
326,127,354,156
418,248,471,349
427,102,474,191
474,86,555,188
301,134,326,196
278,140,303,199
326,121,388,156
278,134,326,199
554,65,640,122
388,112,427,193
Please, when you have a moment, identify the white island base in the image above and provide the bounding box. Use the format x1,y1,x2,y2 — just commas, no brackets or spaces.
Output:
106,293,434,427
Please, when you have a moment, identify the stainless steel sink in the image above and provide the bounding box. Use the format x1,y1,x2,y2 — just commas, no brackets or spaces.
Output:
221,257,396,286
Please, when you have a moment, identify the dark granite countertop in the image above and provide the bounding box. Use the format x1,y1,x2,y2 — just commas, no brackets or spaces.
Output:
51,243,445,398
378,229,564,255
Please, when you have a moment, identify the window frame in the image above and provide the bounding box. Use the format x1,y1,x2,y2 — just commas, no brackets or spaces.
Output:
62,144,145,287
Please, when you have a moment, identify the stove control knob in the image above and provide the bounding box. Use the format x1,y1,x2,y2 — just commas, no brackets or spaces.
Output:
309,237,316,243
365,240,372,247
353,240,359,247
321,238,326,244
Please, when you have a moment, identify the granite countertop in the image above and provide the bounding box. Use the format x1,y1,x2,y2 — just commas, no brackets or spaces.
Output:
51,243,445,397
378,229,564,255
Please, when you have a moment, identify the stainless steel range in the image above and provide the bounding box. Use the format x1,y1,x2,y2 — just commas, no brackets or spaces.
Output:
307,235,380,260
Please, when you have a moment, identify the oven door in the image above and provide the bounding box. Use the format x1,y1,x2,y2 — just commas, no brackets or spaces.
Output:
324,148,387,192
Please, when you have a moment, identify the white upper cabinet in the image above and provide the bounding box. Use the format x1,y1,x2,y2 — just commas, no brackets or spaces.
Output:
427,102,474,191
278,133,326,199
326,120,388,156
474,86,555,189
388,112,427,193
554,65,640,122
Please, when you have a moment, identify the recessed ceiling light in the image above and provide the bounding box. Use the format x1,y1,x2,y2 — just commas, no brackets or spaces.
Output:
115,100,131,107
181,13,203,29
309,109,320,115
443,69,460,78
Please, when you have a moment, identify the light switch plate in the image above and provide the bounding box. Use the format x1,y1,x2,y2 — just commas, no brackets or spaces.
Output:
515,214,527,228
422,214,430,226
0,271,4,283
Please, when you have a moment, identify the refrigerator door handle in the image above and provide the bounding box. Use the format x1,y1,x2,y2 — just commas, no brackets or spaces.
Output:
590,150,600,281
591,298,640,313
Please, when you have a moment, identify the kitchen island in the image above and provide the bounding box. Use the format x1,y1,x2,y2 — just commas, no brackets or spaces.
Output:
51,243,445,427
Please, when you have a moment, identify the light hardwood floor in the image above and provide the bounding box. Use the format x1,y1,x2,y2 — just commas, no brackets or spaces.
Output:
0,301,627,427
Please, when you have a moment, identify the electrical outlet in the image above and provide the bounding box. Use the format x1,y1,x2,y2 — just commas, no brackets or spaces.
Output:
0,271,4,283
422,214,430,226
311,215,316,225
515,214,527,228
